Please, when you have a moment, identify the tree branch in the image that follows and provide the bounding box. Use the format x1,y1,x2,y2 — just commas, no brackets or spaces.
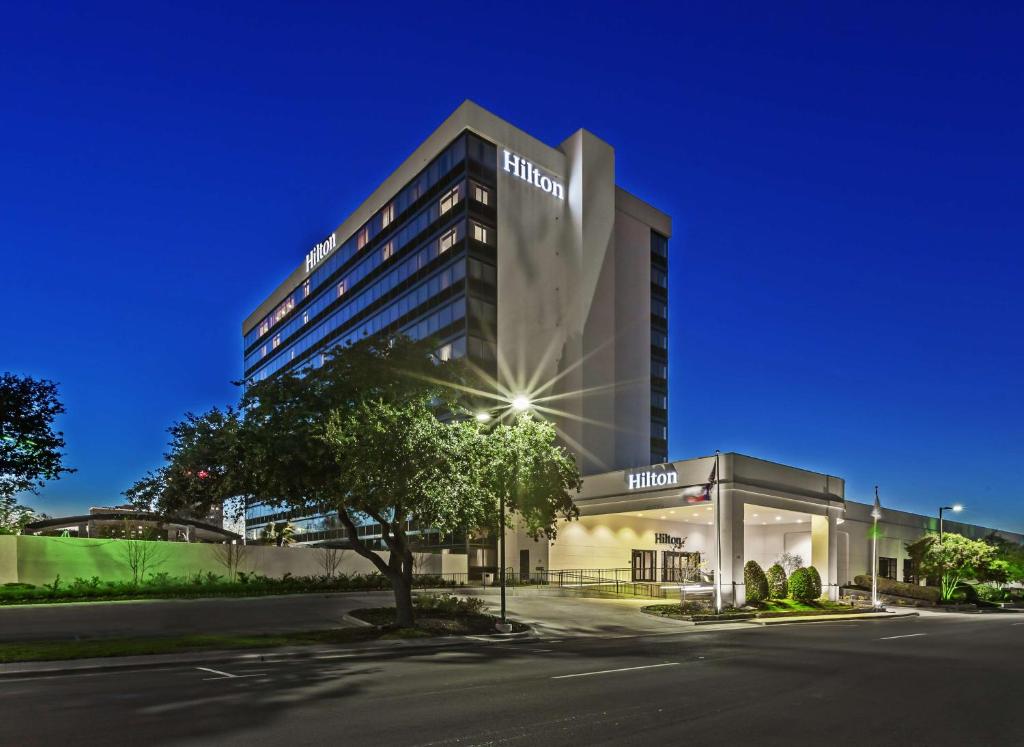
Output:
336,506,392,577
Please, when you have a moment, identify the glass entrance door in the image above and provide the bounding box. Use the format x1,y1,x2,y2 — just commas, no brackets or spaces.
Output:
662,551,701,582
632,549,656,582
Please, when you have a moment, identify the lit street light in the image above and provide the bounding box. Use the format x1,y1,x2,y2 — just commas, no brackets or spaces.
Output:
939,504,963,542
511,395,531,412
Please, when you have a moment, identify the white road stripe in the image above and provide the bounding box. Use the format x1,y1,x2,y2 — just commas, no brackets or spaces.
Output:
195,666,245,678
552,662,679,679
879,633,927,640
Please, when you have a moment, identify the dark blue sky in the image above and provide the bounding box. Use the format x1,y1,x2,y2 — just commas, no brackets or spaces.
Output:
2,2,1021,531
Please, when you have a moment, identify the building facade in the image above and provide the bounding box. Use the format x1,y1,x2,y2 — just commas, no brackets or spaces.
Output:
507,452,1023,604
242,101,671,554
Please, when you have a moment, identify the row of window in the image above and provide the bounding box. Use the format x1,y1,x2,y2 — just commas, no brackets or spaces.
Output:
652,391,668,409
651,231,668,259
247,168,469,348
247,221,467,371
248,134,496,347
652,267,669,288
651,420,668,440
652,298,667,320
251,268,467,381
651,330,668,351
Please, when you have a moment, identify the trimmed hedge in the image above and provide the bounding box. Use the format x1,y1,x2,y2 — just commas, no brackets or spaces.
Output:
788,567,815,602
767,563,788,599
807,566,822,599
744,560,769,604
852,575,941,603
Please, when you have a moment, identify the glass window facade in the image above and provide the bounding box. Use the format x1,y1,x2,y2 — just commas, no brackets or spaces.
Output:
651,230,669,463
242,131,499,552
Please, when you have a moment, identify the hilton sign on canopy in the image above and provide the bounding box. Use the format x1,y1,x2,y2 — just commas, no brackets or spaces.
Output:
625,466,678,490
503,149,565,200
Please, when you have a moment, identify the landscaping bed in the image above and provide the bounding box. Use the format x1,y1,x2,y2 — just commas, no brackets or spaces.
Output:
0,572,465,606
643,598,864,622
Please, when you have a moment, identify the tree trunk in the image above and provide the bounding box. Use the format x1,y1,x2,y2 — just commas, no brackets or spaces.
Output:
391,571,415,628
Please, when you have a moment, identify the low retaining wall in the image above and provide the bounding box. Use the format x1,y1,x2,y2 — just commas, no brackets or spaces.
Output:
0,535,467,586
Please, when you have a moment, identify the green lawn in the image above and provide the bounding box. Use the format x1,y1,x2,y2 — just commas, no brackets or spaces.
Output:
0,607,522,664
755,599,853,613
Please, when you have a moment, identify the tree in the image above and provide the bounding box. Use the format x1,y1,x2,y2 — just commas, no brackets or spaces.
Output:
125,334,582,627
0,496,43,535
213,542,248,581
807,565,822,599
0,373,74,502
776,552,803,575
767,563,788,599
788,567,814,602
744,560,769,604
121,519,167,585
979,533,1024,587
919,533,997,601
318,546,347,578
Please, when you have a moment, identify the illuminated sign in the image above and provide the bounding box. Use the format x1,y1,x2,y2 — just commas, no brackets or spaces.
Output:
502,149,564,200
655,533,684,546
306,233,337,273
626,466,678,490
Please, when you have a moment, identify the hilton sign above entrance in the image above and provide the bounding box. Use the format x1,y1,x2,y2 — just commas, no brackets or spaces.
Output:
626,466,678,490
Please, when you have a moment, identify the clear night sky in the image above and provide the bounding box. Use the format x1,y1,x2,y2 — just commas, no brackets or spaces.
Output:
2,2,1021,531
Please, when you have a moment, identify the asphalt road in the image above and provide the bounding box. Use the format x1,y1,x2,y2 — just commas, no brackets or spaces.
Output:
1,611,1019,746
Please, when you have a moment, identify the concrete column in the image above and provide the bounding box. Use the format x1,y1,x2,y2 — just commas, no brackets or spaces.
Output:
811,513,839,600
718,488,745,607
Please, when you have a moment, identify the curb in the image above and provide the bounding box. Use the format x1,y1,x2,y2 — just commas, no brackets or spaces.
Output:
746,610,919,626
0,628,535,679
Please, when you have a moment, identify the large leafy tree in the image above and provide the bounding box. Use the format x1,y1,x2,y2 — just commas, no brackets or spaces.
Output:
1,373,74,529
126,335,581,626
978,533,1024,586
918,533,997,600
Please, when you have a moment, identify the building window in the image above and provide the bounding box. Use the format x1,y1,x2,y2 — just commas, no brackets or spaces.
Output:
652,268,668,288
472,183,490,205
903,559,918,584
439,185,460,215
260,344,267,359
302,311,309,325
258,320,270,337
271,334,281,349
652,298,668,319
356,226,369,250
879,557,897,580
471,223,488,244
651,420,667,440
338,279,348,297
381,241,394,262
652,391,667,409
651,231,669,259
303,279,311,298
439,227,457,253
381,202,394,229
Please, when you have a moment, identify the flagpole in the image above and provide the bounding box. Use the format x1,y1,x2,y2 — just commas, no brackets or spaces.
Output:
714,450,722,613
871,486,882,609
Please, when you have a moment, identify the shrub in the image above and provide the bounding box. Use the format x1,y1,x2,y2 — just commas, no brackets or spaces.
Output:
414,592,487,616
788,568,814,602
744,560,769,604
852,575,941,603
974,583,1010,602
767,564,788,599
807,566,822,599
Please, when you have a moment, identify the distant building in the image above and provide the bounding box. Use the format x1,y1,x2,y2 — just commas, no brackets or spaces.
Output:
22,505,239,543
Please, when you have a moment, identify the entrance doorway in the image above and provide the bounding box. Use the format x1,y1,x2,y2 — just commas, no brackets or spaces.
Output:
662,550,701,582
631,549,656,582
519,549,530,581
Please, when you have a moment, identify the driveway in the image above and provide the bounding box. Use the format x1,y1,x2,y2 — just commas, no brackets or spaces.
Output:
461,589,691,638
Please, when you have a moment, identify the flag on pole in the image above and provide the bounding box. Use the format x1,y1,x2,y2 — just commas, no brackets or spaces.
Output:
871,491,882,520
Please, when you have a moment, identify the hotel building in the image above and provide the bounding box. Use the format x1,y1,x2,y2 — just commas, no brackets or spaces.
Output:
242,101,670,559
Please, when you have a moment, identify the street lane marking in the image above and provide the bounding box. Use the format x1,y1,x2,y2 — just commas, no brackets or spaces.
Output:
195,666,260,680
879,633,927,640
552,662,679,679
196,667,239,678
1012,623,1024,626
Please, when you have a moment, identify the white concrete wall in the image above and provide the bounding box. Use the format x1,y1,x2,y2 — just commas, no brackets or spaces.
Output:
548,514,714,571
743,523,812,571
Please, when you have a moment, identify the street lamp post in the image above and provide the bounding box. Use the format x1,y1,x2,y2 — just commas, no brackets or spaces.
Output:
938,504,962,542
